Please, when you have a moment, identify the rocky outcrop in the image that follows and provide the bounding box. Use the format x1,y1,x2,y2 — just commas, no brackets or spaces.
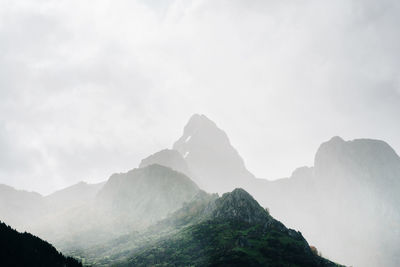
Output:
212,188,270,224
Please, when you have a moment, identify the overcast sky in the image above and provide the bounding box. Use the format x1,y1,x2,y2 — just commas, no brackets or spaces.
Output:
0,0,399,195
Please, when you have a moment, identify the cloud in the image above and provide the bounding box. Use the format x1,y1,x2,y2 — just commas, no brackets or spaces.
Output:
0,0,399,194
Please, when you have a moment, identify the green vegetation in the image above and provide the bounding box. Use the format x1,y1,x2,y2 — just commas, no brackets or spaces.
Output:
122,219,339,267
72,188,342,267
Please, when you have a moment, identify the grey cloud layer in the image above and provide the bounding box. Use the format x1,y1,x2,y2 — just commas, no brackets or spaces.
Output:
0,0,399,194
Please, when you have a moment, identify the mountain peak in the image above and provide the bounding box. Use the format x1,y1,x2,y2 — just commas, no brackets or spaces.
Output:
96,164,200,228
314,137,400,192
212,188,270,224
173,114,255,193
328,136,345,143
315,137,400,168
184,114,217,133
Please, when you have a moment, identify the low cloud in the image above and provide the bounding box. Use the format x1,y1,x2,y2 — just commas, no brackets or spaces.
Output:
0,0,399,193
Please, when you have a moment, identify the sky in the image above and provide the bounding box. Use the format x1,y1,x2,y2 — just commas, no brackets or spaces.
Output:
0,0,399,195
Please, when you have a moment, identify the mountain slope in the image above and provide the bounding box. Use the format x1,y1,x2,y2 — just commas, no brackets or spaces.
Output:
34,164,201,253
173,114,255,193
252,137,400,267
314,136,400,205
118,189,340,267
170,114,400,267
0,164,201,257
96,164,200,227
0,184,46,230
0,181,105,234
45,181,105,212
0,221,82,267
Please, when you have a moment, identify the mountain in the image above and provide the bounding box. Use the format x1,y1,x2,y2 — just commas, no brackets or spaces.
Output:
31,164,201,253
245,137,400,267
96,164,200,228
0,181,105,233
113,189,341,267
1,114,398,266
0,220,82,267
211,188,270,224
309,137,400,267
0,184,46,231
139,149,192,177
45,181,105,212
170,115,400,266
173,114,255,193
314,136,400,206
0,164,202,256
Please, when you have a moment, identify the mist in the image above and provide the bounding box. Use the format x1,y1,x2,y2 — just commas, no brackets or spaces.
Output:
0,1,399,267
1,0,399,194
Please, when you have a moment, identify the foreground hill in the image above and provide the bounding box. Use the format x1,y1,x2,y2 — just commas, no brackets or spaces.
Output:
121,189,340,267
0,221,82,267
71,189,341,267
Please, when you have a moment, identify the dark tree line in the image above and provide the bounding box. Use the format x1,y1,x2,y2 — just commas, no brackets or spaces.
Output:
0,221,82,267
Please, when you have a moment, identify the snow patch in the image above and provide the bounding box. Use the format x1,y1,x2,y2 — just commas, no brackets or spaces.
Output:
184,151,190,158
184,135,192,142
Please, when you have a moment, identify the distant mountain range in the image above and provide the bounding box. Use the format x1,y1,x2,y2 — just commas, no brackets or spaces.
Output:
135,114,400,267
255,136,400,267
0,113,399,266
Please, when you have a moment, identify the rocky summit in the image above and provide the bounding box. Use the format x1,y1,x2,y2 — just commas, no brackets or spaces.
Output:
173,114,255,193
212,188,271,224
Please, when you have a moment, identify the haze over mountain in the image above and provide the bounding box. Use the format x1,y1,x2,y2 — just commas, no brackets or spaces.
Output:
145,114,400,267
123,188,340,267
173,114,255,193
45,181,105,213
139,149,192,178
0,164,203,256
0,181,104,233
12,164,200,253
0,184,47,230
2,0,400,196
68,188,341,267
1,1,399,265
0,113,398,266
96,164,200,228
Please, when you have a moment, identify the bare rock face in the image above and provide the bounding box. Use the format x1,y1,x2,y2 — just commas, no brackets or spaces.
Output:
173,114,255,193
212,188,270,225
